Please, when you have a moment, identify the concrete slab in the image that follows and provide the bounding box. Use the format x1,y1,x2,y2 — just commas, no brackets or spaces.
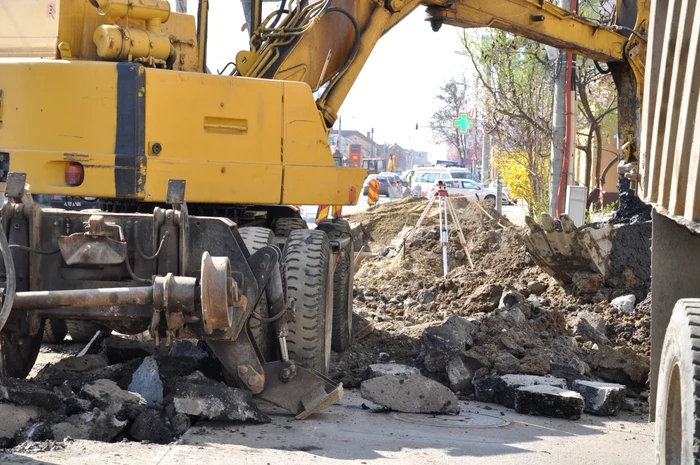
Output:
8,389,654,465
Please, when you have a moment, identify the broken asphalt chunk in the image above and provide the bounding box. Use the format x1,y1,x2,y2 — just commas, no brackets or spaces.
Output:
360,373,460,415
52,409,128,442
100,336,153,365
473,374,566,409
155,355,198,380
168,340,208,360
446,356,474,394
173,382,270,423
0,377,61,410
571,380,627,416
170,413,191,437
0,404,45,448
362,363,420,380
81,379,146,421
35,358,142,392
51,354,108,373
14,422,54,444
130,410,174,444
128,356,163,407
514,385,584,420
420,316,478,373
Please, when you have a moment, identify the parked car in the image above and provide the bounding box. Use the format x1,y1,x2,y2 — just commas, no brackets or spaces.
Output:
412,167,479,195
399,169,414,187
487,180,514,203
427,180,511,207
379,172,401,185
362,175,390,196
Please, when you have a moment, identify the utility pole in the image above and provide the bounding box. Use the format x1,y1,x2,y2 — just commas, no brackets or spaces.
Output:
548,0,569,217
480,129,490,182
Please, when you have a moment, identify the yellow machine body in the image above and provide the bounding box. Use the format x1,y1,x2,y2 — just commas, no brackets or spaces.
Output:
0,59,364,205
0,0,649,207
0,0,365,206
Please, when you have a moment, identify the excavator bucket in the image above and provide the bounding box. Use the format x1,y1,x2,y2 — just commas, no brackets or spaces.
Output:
523,213,651,294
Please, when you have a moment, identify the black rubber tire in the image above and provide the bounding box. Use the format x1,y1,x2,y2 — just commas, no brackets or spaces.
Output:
274,217,308,238
239,226,275,361
42,319,68,343
0,324,44,378
316,219,354,352
654,299,700,464
66,320,111,343
283,229,332,375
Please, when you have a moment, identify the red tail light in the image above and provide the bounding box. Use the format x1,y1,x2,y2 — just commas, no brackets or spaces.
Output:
65,163,84,186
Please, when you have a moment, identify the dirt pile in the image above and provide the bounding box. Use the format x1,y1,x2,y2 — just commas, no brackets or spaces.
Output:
346,196,432,247
335,198,651,401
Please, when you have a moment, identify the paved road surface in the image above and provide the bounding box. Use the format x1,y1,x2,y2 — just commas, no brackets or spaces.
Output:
8,389,654,464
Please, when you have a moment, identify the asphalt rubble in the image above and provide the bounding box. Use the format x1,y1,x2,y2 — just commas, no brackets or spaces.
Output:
338,196,652,421
0,334,271,450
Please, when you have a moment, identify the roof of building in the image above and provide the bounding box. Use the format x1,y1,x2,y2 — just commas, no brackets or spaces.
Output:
330,129,375,145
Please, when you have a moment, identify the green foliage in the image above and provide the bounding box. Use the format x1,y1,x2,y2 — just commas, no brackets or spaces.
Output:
461,30,553,219
585,199,619,223
493,147,550,217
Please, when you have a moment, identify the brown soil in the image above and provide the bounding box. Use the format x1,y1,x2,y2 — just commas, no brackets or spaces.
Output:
335,198,651,391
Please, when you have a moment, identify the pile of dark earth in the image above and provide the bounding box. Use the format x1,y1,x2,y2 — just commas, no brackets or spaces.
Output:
336,196,652,419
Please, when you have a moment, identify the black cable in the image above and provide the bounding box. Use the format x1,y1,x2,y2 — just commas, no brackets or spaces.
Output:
269,0,287,29
8,245,60,255
251,297,296,323
320,7,360,99
104,236,152,283
124,253,152,284
218,62,236,75
594,60,611,74
135,229,169,261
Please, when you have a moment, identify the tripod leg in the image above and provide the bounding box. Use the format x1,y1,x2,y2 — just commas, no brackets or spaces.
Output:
446,197,475,269
391,194,437,269
440,195,449,277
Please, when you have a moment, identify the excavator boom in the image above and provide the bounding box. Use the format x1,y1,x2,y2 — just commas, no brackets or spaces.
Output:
236,0,642,131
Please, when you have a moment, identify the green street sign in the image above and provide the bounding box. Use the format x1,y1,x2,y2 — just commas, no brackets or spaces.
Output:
453,113,473,134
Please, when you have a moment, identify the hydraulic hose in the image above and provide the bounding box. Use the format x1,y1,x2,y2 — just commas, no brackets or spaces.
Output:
319,7,361,100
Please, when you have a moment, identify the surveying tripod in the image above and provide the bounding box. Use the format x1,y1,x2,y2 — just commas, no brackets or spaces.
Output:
393,181,474,276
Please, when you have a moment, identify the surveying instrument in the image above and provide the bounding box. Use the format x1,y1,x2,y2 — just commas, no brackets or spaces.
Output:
393,181,474,277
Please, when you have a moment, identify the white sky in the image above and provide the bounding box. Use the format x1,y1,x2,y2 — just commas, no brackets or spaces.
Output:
184,1,473,162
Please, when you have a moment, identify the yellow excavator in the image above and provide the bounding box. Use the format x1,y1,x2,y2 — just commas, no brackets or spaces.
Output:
4,1,692,458
387,153,397,173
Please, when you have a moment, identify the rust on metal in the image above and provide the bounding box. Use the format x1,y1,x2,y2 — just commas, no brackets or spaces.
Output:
13,286,153,310
207,329,266,394
30,306,153,321
200,251,234,334
58,215,128,265
258,361,343,419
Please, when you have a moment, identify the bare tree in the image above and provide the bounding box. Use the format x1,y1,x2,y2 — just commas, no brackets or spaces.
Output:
461,29,554,215
575,57,618,206
429,77,470,163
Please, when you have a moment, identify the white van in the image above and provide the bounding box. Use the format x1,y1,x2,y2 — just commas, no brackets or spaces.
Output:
412,167,479,196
